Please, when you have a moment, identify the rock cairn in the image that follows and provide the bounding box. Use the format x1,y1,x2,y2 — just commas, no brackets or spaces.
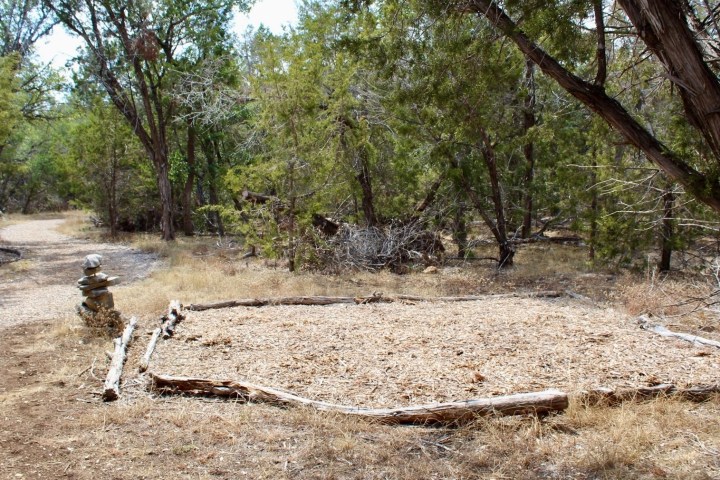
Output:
77,254,120,314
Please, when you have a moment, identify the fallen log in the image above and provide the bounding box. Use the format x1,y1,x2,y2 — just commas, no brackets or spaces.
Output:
162,300,183,338
580,384,720,405
139,327,162,373
148,374,568,425
639,316,720,349
186,291,564,312
511,235,584,245
102,317,137,401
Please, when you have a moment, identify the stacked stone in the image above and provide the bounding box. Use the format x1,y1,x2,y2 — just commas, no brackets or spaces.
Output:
78,254,120,312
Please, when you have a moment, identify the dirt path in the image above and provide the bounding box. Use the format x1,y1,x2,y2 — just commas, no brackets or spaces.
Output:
0,218,160,330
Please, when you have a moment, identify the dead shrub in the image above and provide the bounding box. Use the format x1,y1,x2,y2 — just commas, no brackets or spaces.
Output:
77,306,124,337
312,220,444,272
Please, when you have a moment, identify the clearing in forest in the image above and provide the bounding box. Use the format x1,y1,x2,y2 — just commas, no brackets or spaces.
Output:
143,295,720,408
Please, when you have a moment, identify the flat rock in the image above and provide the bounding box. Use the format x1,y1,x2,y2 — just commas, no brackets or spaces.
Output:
83,266,102,276
77,276,119,292
82,254,103,269
84,287,109,298
84,292,114,310
77,273,109,286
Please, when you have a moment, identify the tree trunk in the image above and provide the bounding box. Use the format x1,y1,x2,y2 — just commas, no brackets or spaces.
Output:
521,57,536,239
481,132,514,267
356,151,378,227
468,0,720,213
209,138,225,236
658,186,674,272
618,0,720,160
181,124,196,236
156,157,175,241
108,151,118,237
452,206,469,258
21,182,35,214
588,154,599,261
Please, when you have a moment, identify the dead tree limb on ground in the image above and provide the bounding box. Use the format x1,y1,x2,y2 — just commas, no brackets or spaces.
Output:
162,300,183,338
581,383,720,405
186,291,564,312
139,301,183,372
139,328,162,373
103,317,137,401
149,374,568,425
639,315,720,349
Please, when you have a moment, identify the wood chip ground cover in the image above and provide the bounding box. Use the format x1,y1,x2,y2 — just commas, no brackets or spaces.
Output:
150,297,720,407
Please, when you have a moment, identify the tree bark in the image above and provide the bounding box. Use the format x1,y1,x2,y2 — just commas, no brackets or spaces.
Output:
467,0,720,213
209,138,225,236
103,317,137,401
521,57,536,239
149,374,569,425
452,205,469,258
356,153,378,227
658,186,674,272
618,0,720,159
181,124,196,236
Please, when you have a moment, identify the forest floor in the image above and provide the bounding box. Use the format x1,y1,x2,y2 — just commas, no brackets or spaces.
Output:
1,213,719,479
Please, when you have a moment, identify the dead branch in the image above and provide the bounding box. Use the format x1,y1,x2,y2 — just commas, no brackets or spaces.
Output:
639,315,720,349
581,383,720,405
186,291,565,312
139,328,162,373
162,300,183,338
149,374,568,425
102,317,137,401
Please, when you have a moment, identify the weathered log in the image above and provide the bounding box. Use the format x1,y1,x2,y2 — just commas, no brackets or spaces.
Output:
186,291,564,312
162,300,183,338
149,374,568,425
139,327,162,373
102,317,137,401
639,316,720,349
580,384,720,405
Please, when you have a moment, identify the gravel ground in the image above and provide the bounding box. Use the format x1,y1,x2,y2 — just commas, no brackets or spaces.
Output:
0,218,160,330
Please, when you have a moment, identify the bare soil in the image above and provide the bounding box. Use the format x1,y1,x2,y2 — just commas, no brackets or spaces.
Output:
1,215,719,480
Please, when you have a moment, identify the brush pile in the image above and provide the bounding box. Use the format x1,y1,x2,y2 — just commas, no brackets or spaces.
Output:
313,219,444,272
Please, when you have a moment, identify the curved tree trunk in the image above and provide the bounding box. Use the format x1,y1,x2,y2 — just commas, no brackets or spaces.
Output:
467,0,720,213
